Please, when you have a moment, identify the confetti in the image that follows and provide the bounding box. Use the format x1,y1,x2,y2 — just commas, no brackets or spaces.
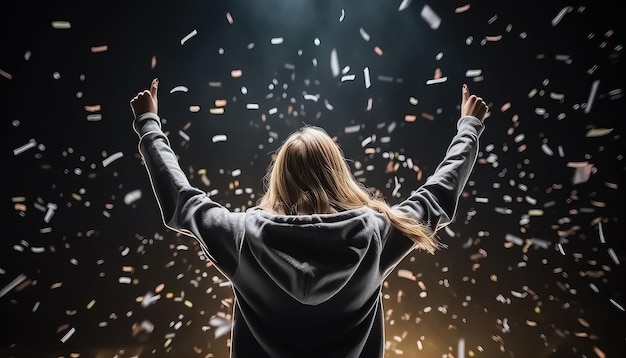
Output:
359,28,370,41
13,139,37,155
169,86,189,93
420,5,441,30
568,161,594,184
341,74,355,82
90,45,108,53
585,128,613,137
0,68,12,80
212,134,227,143
330,49,340,77
455,4,471,13
87,113,102,121
102,151,124,167
60,327,75,343
551,6,573,27
51,21,71,29
180,29,198,45
584,79,600,113
426,77,447,85
124,189,142,205
398,0,412,12
465,69,482,77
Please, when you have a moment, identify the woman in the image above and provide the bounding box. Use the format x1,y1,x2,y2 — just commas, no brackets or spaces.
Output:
130,79,488,357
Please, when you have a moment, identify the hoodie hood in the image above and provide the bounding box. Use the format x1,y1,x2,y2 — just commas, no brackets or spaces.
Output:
243,207,379,305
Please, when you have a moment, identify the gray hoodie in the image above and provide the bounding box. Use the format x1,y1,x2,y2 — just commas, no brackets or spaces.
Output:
134,113,485,357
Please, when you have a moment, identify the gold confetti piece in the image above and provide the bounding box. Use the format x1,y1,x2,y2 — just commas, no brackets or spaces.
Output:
84,104,101,112
526,320,537,327
13,139,37,155
455,4,470,13
87,299,96,309
528,209,544,216
90,45,108,53
577,317,590,328
490,274,498,282
384,161,395,173
585,128,613,137
593,346,606,358
590,200,606,207
421,112,434,121
0,68,13,80
210,107,225,114
485,35,502,41
397,269,416,280
184,300,193,308
51,21,71,29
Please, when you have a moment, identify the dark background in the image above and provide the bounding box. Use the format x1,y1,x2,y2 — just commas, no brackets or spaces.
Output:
2,0,624,357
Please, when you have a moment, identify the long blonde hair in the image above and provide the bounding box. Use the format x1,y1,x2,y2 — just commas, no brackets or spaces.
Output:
257,125,442,253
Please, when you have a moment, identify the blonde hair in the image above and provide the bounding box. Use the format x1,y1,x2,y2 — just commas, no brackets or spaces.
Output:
257,125,442,254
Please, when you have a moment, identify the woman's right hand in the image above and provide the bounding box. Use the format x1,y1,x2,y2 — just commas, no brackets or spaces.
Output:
130,78,159,119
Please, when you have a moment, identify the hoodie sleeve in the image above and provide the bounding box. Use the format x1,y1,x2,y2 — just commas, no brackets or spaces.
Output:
380,116,485,272
133,113,244,276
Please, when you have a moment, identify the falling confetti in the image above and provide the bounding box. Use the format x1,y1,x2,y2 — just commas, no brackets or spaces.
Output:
3,1,624,357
